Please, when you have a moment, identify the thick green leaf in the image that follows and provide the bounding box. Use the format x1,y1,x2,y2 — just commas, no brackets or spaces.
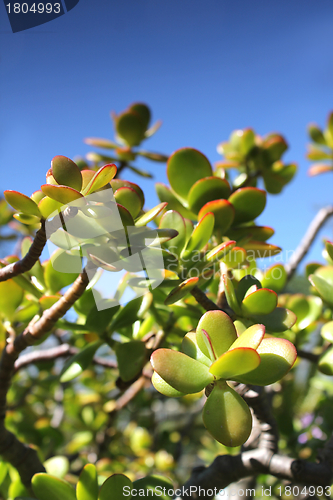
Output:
222,272,241,314
287,294,322,331
164,277,199,305
167,148,212,202
318,347,333,376
116,341,146,382
198,199,235,233
151,349,214,393
98,474,133,500
4,190,41,217
44,253,80,294
220,246,247,268
230,323,265,350
325,241,333,261
129,102,151,128
321,321,333,343
116,110,146,146
41,184,83,204
133,476,173,500
60,341,102,382
44,456,69,479
181,331,211,367
110,296,143,330
85,303,120,333
227,225,274,242
228,187,266,225
111,181,144,208
51,156,83,191
241,288,278,316
83,165,117,195
114,187,142,219
209,347,260,379
184,212,215,254
84,137,118,149
76,464,98,500
13,213,40,225
159,210,186,256
308,123,326,145
236,275,262,303
234,337,297,385
309,266,333,306
188,177,231,213
135,202,167,227
205,240,236,262
38,196,63,219
261,264,287,292
253,307,297,332
242,241,282,258
152,371,186,397
155,183,196,219
203,381,252,447
117,204,135,227
196,310,237,360
0,279,24,320
32,473,76,500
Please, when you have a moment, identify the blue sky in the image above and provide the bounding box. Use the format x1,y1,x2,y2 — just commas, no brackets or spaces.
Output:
1,0,333,270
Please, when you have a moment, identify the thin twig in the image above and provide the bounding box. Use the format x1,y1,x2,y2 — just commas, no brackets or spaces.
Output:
285,206,333,282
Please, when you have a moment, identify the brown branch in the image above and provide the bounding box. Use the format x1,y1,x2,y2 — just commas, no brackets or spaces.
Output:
0,220,46,282
285,205,333,282
0,266,91,487
190,286,221,311
14,343,119,372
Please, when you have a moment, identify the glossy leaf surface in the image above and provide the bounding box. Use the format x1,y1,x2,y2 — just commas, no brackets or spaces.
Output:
114,186,142,219
167,148,212,202
181,331,211,367
253,307,297,332
209,347,260,379
196,310,237,360
41,184,83,204
198,199,235,232
159,210,186,256
241,288,278,316
116,341,146,382
184,212,215,254
98,474,133,500
203,381,252,447
152,372,186,397
188,177,230,213
234,338,297,385
135,202,167,227
51,156,82,192
83,164,117,195
4,190,41,218
228,187,266,225
261,264,287,293
231,323,265,350
164,277,199,305
151,349,214,393
76,464,98,500
32,474,76,500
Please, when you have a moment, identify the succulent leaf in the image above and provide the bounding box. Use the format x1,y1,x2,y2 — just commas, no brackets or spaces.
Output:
150,349,214,394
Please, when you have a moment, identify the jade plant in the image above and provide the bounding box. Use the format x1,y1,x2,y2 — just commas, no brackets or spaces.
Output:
151,310,296,446
0,104,333,500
